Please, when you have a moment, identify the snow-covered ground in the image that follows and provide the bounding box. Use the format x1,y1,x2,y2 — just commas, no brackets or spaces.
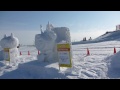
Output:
0,41,120,79
72,30,120,45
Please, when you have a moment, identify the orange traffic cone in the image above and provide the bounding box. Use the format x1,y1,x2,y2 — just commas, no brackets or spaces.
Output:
28,51,30,55
20,51,22,55
38,50,40,55
87,48,90,55
114,47,116,54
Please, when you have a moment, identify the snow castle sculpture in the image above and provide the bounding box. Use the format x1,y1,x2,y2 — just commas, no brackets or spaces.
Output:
35,22,71,62
0,33,19,63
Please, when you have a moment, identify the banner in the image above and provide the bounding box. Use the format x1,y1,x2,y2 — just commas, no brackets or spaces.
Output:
4,48,10,61
57,43,72,67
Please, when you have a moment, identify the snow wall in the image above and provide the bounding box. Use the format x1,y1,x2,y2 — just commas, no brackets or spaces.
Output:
109,51,120,69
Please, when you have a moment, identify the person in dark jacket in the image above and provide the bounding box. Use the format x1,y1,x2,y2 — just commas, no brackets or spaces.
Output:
17,44,20,48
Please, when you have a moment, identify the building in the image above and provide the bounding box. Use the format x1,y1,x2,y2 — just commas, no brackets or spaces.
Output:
116,25,120,30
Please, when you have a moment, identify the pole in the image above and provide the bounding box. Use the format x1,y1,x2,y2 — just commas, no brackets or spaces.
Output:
9,60,10,66
8,48,10,66
59,64,60,71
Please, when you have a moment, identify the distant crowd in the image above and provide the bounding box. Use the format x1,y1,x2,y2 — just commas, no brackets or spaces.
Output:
83,37,92,41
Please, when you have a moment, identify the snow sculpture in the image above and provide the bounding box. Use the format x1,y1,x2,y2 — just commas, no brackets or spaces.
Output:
35,22,71,62
0,33,19,63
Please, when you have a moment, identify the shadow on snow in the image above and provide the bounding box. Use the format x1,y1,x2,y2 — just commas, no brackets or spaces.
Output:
0,60,68,79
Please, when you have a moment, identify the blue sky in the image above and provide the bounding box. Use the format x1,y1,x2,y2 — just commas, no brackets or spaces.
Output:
0,11,120,45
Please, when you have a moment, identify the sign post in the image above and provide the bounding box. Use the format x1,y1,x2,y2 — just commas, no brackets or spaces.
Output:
4,48,10,65
57,43,72,70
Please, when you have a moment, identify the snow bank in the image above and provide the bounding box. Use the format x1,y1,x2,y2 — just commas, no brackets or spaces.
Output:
0,60,67,79
72,30,120,45
109,51,120,69
105,50,120,78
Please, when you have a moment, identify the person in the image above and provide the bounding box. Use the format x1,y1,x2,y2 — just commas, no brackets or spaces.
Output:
84,37,86,41
89,37,92,40
17,44,20,48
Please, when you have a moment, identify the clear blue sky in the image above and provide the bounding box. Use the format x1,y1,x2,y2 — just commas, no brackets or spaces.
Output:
0,11,120,45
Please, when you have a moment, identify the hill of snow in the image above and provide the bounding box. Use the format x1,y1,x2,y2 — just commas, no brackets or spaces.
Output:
72,30,120,45
106,50,120,78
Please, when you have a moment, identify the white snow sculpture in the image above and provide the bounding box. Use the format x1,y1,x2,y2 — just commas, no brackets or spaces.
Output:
35,22,71,62
35,23,57,61
52,27,71,43
0,33,19,62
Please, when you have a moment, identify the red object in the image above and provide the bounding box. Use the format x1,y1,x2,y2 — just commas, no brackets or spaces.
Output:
114,47,116,54
20,51,22,55
38,50,40,55
28,51,30,55
87,48,90,55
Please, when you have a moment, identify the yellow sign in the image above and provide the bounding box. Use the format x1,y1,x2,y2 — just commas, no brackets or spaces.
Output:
4,48,10,61
57,43,72,67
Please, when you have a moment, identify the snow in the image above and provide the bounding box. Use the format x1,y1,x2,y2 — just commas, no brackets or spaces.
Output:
110,51,120,69
0,33,19,49
0,24,120,79
105,50,120,78
72,30,120,45
0,33,19,63
0,40,120,79
35,22,71,62
52,27,71,43
94,30,120,42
